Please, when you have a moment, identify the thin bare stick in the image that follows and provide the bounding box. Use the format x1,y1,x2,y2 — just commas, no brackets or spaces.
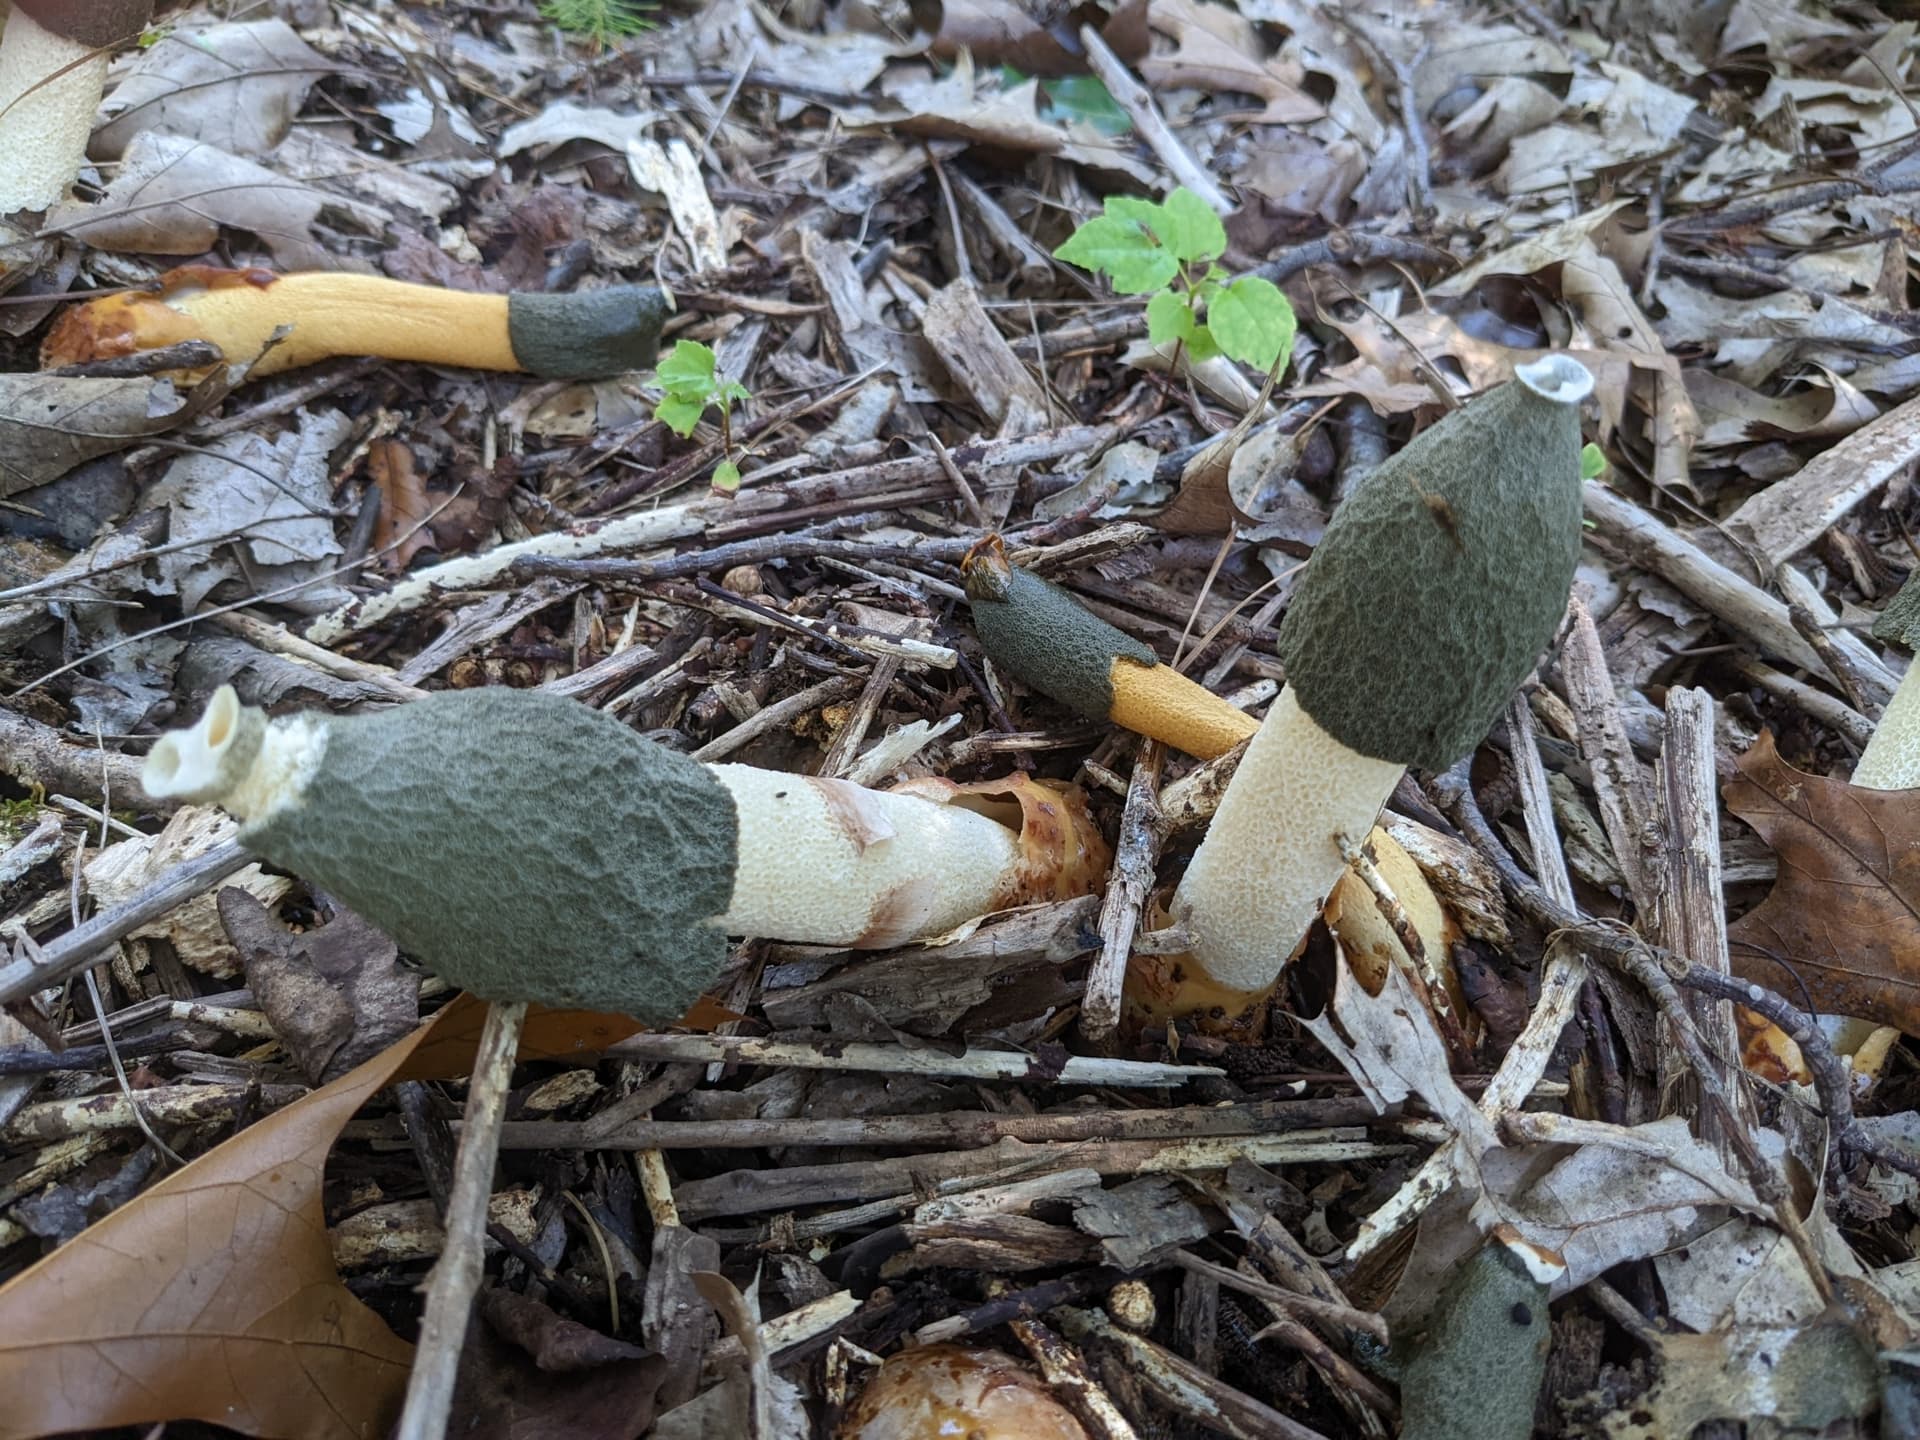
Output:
1076,26,1232,214
395,999,527,1440
1083,737,1166,1041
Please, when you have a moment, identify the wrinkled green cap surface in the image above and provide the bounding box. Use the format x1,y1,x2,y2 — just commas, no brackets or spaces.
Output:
967,562,1157,722
243,688,737,1022
507,286,671,379
1874,572,1920,650
1398,1240,1552,1440
1277,366,1586,770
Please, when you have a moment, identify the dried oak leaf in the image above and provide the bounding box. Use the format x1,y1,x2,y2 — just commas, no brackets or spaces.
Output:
366,437,434,573
0,998,648,1440
1725,731,1920,1035
0,371,228,497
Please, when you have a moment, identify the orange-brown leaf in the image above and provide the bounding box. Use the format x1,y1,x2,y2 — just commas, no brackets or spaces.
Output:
1724,730,1920,1036
367,437,432,573
0,999,658,1440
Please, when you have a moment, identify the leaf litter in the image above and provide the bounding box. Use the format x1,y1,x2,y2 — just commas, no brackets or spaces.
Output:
2,0,1920,1437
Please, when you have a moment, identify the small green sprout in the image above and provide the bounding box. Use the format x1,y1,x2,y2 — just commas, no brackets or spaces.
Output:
1580,442,1607,480
1054,186,1297,375
538,0,654,45
653,339,752,494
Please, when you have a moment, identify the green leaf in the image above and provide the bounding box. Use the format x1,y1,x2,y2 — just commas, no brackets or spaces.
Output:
655,340,718,398
1054,214,1177,293
1038,75,1131,136
654,392,705,438
1143,291,1188,347
717,379,752,405
1207,276,1297,373
1157,188,1226,264
1184,323,1221,363
711,459,742,494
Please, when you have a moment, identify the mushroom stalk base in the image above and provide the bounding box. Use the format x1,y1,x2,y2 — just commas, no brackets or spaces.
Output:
1166,685,1404,995
0,9,106,214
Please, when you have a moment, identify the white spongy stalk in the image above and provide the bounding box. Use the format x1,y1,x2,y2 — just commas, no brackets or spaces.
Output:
0,10,108,214
1172,686,1405,992
141,685,326,823
710,764,1024,947
1853,665,1920,789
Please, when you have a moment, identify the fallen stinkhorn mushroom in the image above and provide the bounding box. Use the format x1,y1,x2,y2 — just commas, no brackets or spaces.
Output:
1851,572,1920,789
962,535,1261,761
141,685,1105,1021
0,0,152,216
1139,355,1593,1033
42,265,671,380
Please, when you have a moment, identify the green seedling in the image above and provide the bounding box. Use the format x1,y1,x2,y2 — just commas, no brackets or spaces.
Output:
1053,186,1297,374
1580,442,1607,480
538,0,654,43
653,339,752,494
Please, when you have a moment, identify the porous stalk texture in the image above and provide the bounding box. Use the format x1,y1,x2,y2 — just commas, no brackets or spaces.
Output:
1854,668,1920,788
1108,657,1258,760
1855,575,1920,789
0,11,106,214
967,564,1156,723
1172,686,1403,991
1277,362,1587,770
507,286,671,378
240,689,738,1021
713,764,1022,946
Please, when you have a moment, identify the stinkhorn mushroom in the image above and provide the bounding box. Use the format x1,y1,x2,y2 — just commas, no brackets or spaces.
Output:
1140,355,1593,1032
43,266,672,380
0,0,152,215
1398,1227,1563,1440
839,1346,1089,1440
962,535,1261,761
141,686,1105,1021
1851,572,1920,789
964,536,1462,1031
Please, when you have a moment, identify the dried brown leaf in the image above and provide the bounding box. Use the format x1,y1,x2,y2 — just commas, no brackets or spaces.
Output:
0,999,651,1439
1139,0,1322,124
46,132,336,270
93,20,336,159
450,1290,666,1440
1725,731,1920,1035
0,371,229,498
368,437,434,573
219,888,419,1084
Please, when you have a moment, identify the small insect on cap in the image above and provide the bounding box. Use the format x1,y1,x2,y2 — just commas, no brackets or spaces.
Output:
1276,354,1593,772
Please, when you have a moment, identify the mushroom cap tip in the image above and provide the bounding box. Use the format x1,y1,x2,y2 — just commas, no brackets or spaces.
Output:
1515,353,1594,405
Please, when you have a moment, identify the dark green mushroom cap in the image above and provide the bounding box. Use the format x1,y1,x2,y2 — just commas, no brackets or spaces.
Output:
1277,356,1591,771
507,285,672,380
243,688,737,1022
1873,572,1920,650
1398,1230,1559,1440
963,535,1157,722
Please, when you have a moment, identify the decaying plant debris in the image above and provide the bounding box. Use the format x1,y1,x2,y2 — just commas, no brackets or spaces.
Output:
3,0,1920,1436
